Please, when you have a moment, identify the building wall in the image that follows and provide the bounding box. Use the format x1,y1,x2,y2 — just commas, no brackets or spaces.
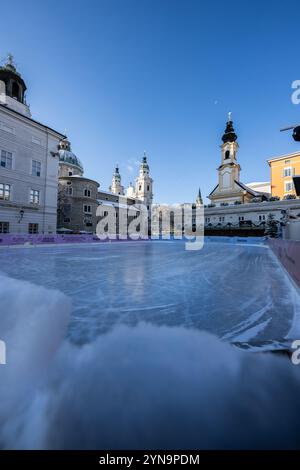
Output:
0,105,62,234
268,152,300,199
58,176,99,232
204,199,300,228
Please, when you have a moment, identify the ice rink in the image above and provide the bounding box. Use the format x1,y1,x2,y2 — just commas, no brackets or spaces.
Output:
0,240,299,350
1,239,300,449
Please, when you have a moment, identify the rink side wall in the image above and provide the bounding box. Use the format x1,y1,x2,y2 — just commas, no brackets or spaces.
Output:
268,238,300,289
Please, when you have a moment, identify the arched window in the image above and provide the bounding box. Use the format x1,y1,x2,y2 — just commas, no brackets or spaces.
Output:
225,150,230,159
12,82,20,100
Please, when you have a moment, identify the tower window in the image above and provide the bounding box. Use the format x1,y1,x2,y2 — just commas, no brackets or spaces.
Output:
84,189,91,197
83,205,92,213
147,185,150,191
225,150,230,159
12,81,20,100
139,185,142,191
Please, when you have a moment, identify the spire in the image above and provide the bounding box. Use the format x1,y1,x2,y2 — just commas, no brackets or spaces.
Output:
110,163,124,195
222,112,237,143
196,187,203,205
143,151,147,163
5,53,17,73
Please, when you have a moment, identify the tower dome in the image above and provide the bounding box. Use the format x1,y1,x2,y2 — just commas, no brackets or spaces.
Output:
0,54,31,116
58,137,84,177
222,112,237,143
0,54,27,103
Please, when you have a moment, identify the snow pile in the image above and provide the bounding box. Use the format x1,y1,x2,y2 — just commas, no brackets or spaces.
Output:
1,272,300,449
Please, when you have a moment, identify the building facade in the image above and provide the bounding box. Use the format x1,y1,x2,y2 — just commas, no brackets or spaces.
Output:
97,156,153,237
268,152,300,199
0,55,64,234
204,198,300,231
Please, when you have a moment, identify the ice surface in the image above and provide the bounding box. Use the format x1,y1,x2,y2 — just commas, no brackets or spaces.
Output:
1,241,300,449
0,240,299,350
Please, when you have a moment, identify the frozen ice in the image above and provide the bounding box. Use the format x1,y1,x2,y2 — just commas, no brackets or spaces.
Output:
0,240,300,449
0,240,299,349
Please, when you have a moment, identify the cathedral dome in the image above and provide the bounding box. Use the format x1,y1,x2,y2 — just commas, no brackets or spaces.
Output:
58,138,84,173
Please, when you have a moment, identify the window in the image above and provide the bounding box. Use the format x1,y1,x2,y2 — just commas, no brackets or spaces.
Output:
139,185,142,191
239,216,244,221
30,189,40,204
0,183,11,200
1,123,14,134
64,218,71,223
32,160,41,177
67,187,73,195
103,211,108,216
28,223,39,234
225,150,230,159
69,171,73,176
147,185,150,191
205,217,210,223
283,167,293,177
0,222,9,233
285,182,293,192
32,136,41,145
259,215,266,221
84,205,91,213
219,217,225,222
84,189,91,197
1,150,12,169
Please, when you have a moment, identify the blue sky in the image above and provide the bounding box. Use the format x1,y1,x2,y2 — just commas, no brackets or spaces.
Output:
1,0,300,203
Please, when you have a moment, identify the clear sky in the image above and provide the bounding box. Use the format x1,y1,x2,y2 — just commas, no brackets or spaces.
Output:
1,0,300,203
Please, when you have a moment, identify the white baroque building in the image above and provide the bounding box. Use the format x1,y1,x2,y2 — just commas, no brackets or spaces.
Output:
0,55,64,235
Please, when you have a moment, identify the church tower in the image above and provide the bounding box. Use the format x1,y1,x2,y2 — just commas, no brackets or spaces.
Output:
0,54,31,117
135,152,153,207
208,114,258,205
109,164,124,195
218,112,240,190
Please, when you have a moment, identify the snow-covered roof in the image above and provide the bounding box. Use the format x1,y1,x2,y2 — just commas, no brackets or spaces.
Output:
97,200,140,211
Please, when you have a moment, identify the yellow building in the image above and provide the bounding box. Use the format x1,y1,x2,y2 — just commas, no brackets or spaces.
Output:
267,152,300,199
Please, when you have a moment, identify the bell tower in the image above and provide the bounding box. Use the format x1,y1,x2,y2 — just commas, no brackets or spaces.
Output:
109,164,125,195
0,54,31,117
135,152,153,208
218,113,240,191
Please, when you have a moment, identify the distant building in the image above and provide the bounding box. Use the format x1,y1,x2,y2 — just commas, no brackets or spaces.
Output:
268,152,300,199
204,198,300,232
209,115,268,206
246,181,271,195
57,138,99,233
0,55,64,235
98,156,154,237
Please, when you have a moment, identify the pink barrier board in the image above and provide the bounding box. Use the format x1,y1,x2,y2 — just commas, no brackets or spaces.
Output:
268,239,300,289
